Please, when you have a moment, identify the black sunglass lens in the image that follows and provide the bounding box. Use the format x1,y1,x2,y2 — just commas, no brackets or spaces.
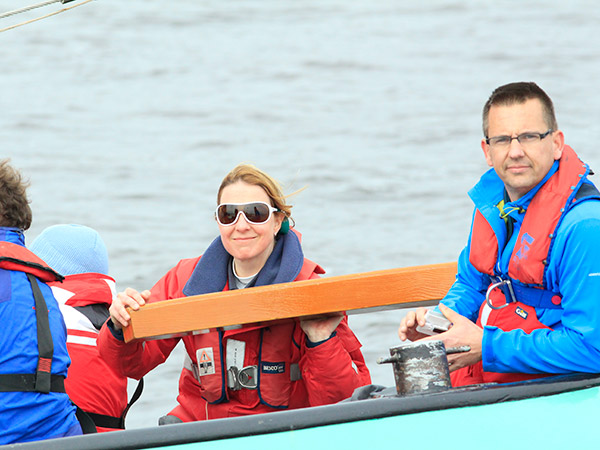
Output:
243,203,269,223
218,205,238,224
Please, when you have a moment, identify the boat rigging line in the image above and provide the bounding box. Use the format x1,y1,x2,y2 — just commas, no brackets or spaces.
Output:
0,0,94,33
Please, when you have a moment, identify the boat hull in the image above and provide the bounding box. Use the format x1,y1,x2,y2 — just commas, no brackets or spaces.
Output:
9,373,600,449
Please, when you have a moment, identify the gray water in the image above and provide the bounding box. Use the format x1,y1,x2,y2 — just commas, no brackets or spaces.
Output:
2,0,600,429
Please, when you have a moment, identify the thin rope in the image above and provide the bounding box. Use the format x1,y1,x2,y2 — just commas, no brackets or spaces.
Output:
499,206,522,220
1,0,62,20
496,200,525,220
0,0,92,33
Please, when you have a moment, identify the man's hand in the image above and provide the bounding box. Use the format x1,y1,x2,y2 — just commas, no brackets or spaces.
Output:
424,304,483,372
397,307,430,341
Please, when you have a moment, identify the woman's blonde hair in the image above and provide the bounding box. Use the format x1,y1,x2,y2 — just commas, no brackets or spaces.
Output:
217,164,293,220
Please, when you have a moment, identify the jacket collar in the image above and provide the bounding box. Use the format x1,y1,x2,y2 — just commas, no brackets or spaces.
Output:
0,227,25,245
182,231,304,296
469,160,560,212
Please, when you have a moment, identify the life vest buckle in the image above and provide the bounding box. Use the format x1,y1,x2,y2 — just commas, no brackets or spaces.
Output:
486,277,517,310
227,365,258,390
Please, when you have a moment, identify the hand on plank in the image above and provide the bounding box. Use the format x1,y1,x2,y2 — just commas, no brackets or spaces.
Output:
301,313,344,343
110,287,152,330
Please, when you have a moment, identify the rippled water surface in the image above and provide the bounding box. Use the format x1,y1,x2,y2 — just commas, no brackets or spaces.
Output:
2,0,600,428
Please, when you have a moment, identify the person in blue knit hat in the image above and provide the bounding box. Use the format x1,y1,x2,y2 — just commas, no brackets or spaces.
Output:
30,224,135,433
30,224,109,276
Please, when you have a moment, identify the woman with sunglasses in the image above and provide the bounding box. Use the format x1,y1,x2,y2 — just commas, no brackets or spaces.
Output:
98,164,371,424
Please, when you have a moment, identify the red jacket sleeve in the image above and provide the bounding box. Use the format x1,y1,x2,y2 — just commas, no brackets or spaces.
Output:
97,258,200,379
298,317,371,406
97,325,179,380
293,261,370,405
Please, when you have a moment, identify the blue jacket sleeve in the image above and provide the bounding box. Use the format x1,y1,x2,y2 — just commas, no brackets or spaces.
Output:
440,210,492,322
483,201,600,373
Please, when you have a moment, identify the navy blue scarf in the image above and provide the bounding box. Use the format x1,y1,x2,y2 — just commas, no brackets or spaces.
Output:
182,231,304,297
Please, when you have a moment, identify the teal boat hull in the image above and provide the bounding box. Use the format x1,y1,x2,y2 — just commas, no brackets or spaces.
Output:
175,386,600,450
7,373,600,450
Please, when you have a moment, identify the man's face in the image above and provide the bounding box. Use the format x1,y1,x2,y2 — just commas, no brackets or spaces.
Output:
481,98,564,201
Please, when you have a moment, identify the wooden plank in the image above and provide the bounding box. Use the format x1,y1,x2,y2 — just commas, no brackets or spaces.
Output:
123,261,457,342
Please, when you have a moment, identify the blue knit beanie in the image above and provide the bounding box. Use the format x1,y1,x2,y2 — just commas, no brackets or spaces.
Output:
30,224,109,276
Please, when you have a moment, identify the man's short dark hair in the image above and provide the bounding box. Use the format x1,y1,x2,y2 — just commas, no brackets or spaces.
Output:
482,82,558,137
0,159,32,230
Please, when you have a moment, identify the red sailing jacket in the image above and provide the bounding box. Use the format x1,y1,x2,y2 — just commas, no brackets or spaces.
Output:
180,260,329,409
453,146,591,385
98,255,371,422
48,273,129,432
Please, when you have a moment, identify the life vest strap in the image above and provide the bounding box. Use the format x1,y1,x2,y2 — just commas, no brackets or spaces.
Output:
75,377,144,430
85,412,124,430
511,283,562,309
27,273,54,393
0,373,65,393
226,363,301,390
118,377,144,428
490,276,562,310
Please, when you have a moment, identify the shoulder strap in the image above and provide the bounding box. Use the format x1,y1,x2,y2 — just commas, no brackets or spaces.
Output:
0,274,65,394
119,377,145,428
27,273,54,394
74,304,111,330
574,181,600,201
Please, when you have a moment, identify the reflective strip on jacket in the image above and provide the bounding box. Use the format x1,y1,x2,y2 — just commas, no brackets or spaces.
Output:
49,273,129,432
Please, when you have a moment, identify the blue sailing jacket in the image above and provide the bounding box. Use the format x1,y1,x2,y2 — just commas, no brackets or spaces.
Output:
441,151,600,375
0,227,81,444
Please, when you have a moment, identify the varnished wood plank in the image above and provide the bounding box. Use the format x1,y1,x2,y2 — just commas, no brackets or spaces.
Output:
123,261,457,342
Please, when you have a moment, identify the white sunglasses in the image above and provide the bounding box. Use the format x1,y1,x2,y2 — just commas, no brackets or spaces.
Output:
215,201,280,226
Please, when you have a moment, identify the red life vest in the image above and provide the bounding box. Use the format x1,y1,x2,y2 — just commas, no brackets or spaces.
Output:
0,241,63,282
454,146,593,385
0,242,64,395
469,146,586,286
185,259,320,408
188,321,302,408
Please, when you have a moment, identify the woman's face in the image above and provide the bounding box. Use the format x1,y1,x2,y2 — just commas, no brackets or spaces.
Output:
217,181,283,275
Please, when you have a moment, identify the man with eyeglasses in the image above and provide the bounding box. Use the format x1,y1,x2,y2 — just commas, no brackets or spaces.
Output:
398,82,600,385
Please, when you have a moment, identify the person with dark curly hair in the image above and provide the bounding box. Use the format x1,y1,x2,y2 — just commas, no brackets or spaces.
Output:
0,160,82,444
